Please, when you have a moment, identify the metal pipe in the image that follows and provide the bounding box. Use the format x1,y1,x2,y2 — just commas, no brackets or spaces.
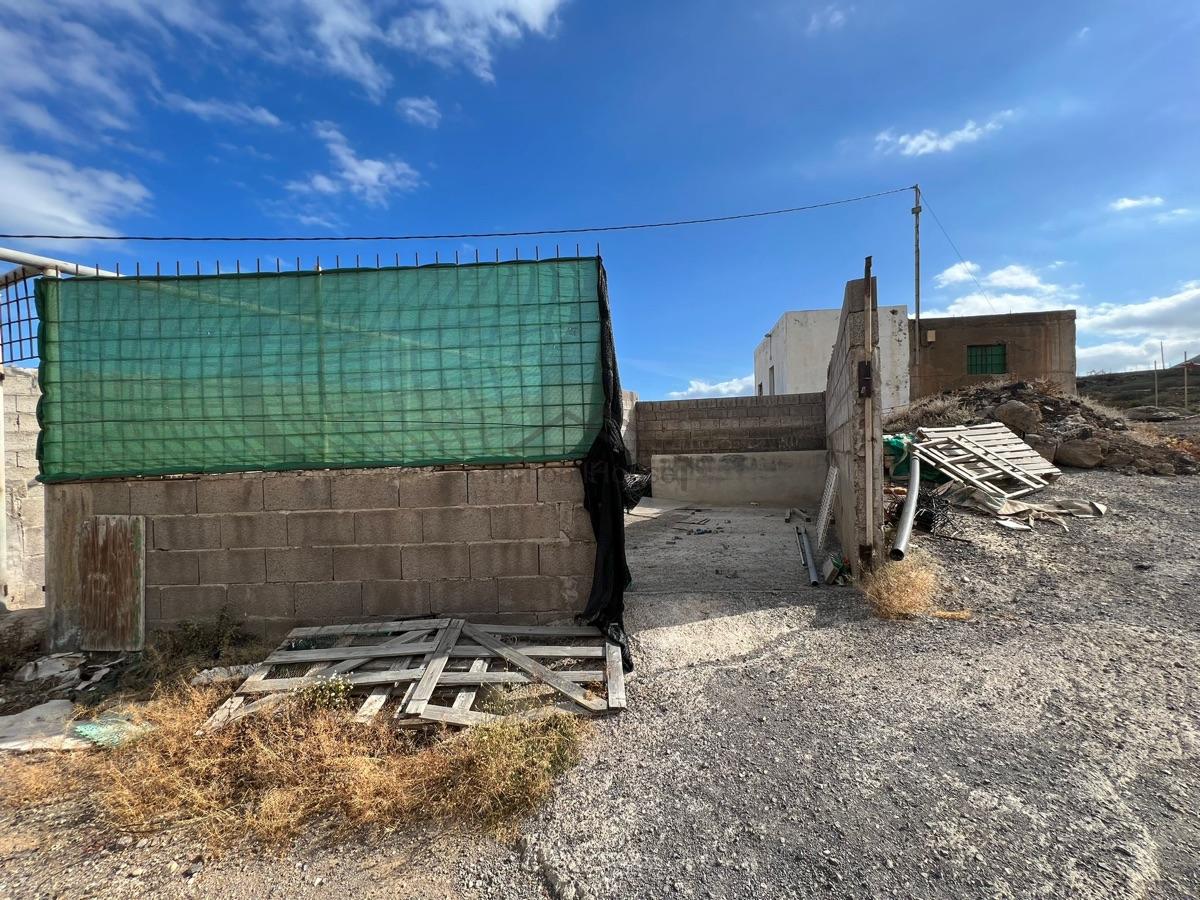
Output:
890,455,921,561
0,246,119,278
796,525,820,587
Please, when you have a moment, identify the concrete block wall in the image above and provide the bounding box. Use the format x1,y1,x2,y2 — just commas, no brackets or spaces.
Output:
46,462,595,639
3,367,44,610
633,393,825,469
825,277,884,569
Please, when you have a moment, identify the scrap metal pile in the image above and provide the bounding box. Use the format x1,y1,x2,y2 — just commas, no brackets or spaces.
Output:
205,617,626,731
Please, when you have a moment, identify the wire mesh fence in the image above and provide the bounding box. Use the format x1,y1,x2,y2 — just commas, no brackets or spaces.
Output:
35,255,608,481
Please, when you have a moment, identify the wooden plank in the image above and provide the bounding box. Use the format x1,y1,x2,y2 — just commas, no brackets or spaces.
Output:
265,640,602,665
79,515,146,652
317,630,431,678
476,624,603,638
405,619,465,715
287,618,451,638
460,623,607,713
417,704,502,727
913,445,1008,497
949,435,1047,488
237,667,607,694
605,642,626,710
354,650,423,722
306,634,356,676
266,640,439,665
202,665,271,730
451,659,489,712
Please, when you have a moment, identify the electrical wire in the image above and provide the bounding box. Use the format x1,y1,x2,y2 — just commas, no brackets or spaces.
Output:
0,186,916,243
918,189,996,313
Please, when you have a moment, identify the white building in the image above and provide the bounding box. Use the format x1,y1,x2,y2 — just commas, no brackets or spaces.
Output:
753,305,911,413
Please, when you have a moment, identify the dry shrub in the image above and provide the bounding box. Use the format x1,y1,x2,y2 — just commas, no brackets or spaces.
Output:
1076,394,1128,424
84,685,586,849
0,754,87,808
884,395,975,433
861,552,970,621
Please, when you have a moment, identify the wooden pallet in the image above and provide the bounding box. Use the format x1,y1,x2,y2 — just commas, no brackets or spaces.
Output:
203,618,625,731
912,422,1060,500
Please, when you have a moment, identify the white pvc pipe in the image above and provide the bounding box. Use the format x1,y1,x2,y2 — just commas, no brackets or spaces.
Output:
0,246,119,278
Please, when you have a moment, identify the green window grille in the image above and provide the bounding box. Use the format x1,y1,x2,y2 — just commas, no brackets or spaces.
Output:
966,343,1007,375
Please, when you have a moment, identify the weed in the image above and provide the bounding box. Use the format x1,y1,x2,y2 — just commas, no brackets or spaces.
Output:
292,674,353,710
6,684,587,851
884,395,975,433
861,550,970,621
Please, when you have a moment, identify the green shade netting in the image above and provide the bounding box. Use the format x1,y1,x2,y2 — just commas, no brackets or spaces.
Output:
36,259,605,482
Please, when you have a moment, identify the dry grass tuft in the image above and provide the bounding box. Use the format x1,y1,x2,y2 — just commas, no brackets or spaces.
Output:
861,552,970,622
1077,394,1128,424
0,755,85,808
15,684,587,850
884,395,975,434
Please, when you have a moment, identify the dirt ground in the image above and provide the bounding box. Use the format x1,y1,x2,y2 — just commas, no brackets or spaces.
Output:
1,470,1198,899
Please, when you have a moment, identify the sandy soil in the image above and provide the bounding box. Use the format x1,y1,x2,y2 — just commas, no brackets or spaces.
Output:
1,471,1197,899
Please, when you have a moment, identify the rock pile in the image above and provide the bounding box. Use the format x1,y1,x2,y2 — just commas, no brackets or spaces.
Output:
894,380,1199,476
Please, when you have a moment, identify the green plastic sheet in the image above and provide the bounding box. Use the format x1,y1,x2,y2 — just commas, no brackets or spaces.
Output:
36,259,605,482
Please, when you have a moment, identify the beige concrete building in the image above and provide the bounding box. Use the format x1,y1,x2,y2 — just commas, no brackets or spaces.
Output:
909,310,1076,398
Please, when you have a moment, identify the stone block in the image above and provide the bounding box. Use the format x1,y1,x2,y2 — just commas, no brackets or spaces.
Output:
333,545,404,581
197,476,264,513
147,550,199,585
89,482,131,515
421,506,490,543
495,576,563,613
362,581,429,617
158,585,227,621
469,541,539,578
143,586,162,621
266,547,332,582
539,541,596,576
296,582,362,618
264,474,330,510
288,510,356,546
226,583,294,618
153,515,221,550
490,504,561,540
467,469,536,505
198,549,266,584
130,480,196,515
403,543,471,580
331,473,398,509
537,466,584,502
397,470,466,508
354,509,422,545
428,579,498,615
221,513,288,549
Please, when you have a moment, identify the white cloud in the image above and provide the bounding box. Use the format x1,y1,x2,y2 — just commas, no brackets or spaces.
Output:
806,4,849,35
933,261,980,288
1154,207,1193,224
928,257,1200,374
667,375,755,400
0,145,149,241
397,95,442,128
1109,195,1164,211
876,110,1015,156
387,0,566,82
163,93,282,127
288,122,420,206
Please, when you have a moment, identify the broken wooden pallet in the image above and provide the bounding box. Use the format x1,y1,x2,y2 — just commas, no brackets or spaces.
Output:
912,422,1060,500
203,618,625,731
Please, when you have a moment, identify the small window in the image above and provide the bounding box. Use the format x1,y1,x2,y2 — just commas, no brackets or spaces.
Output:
768,366,775,395
757,382,764,396
967,344,1006,375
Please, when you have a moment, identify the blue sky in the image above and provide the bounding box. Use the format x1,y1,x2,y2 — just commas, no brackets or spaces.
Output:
1,0,1198,398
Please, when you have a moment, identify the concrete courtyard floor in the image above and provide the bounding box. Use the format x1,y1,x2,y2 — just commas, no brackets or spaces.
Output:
1,472,1197,899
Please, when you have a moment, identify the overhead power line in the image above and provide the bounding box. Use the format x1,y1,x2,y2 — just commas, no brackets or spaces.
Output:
918,189,996,314
0,186,916,243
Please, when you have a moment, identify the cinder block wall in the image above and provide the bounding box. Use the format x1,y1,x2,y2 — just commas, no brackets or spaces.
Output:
633,393,825,469
46,463,595,639
3,367,44,610
825,278,884,569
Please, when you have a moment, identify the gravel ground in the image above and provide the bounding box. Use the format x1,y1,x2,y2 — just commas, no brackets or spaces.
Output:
1,471,1197,899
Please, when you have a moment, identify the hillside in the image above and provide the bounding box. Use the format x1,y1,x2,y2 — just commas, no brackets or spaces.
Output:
1077,367,1196,411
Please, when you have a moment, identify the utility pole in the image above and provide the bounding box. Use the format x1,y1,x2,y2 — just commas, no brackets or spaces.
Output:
1184,351,1189,410
913,184,921,369
1154,359,1159,408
